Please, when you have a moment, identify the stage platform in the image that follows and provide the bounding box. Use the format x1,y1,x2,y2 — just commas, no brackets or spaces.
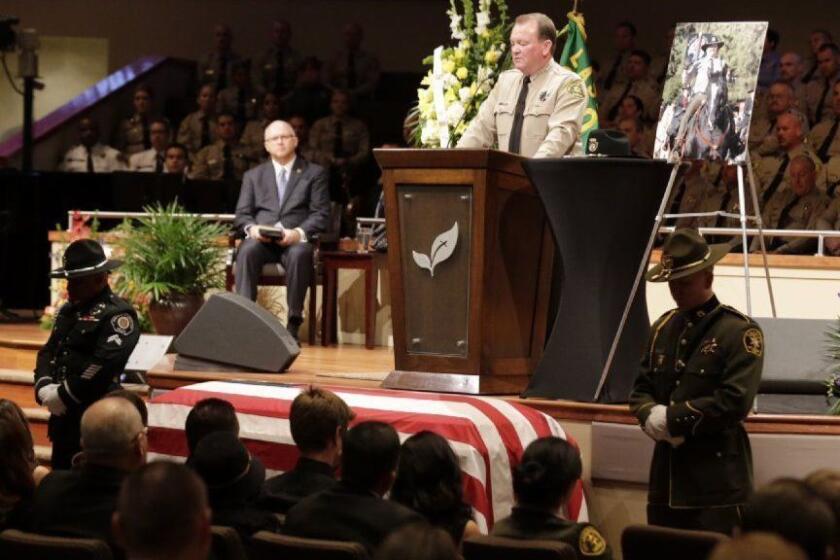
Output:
3,321,840,557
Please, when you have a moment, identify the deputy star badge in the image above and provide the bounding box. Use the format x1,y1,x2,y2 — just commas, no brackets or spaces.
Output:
579,525,607,556
565,80,585,100
539,90,549,102
743,327,763,357
111,314,135,336
700,338,719,355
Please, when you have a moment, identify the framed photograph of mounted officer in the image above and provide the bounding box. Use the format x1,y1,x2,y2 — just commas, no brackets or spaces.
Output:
654,21,768,163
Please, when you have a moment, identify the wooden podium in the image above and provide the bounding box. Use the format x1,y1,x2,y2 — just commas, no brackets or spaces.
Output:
374,149,553,394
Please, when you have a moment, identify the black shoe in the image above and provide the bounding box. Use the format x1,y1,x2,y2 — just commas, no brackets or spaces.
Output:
287,316,303,343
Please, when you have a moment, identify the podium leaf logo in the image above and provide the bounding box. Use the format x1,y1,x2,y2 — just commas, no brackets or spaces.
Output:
412,222,459,277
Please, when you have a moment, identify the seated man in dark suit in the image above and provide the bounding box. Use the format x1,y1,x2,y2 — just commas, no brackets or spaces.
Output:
283,421,422,553
263,387,355,511
233,119,331,340
27,397,147,547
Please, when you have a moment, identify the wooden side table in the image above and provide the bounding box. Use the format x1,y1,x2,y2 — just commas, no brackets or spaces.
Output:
321,250,377,349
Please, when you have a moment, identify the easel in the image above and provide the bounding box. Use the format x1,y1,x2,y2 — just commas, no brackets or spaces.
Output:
593,130,777,401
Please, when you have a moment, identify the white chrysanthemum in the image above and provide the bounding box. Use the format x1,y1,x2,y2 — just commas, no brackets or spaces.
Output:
475,11,490,34
458,86,473,102
421,122,439,146
446,101,465,125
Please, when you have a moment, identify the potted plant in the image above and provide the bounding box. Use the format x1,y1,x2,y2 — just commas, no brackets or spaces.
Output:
113,201,227,336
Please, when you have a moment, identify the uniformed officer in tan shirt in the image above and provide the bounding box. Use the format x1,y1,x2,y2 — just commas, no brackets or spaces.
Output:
308,90,370,170
255,19,303,96
217,61,262,126
599,50,661,126
749,82,807,157
753,155,829,254
327,23,380,101
241,92,282,162
197,24,243,91
190,113,255,181
808,81,840,162
116,84,161,156
752,111,823,203
803,43,840,126
457,13,588,158
177,84,218,157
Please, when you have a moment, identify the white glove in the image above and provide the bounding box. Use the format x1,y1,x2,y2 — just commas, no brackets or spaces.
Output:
644,405,670,440
643,405,686,447
38,384,67,416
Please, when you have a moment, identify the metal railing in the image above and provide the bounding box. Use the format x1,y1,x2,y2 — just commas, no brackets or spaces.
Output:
658,223,840,257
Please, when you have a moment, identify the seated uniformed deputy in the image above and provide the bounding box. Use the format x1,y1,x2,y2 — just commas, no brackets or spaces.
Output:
491,436,612,560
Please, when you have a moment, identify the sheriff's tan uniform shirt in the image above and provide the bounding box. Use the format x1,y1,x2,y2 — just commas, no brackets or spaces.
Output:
457,59,588,158
754,188,829,253
189,140,254,181
808,117,840,160
752,144,824,197
177,111,218,156
599,77,661,124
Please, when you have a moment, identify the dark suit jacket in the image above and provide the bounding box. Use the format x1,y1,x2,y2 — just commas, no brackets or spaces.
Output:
26,464,126,545
262,456,336,513
233,157,330,240
283,481,423,553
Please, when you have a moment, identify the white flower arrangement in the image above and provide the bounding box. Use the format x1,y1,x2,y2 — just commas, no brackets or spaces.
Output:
412,0,510,147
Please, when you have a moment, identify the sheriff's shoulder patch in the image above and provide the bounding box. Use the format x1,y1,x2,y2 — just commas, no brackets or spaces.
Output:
565,80,585,100
579,525,607,556
111,313,135,336
743,327,763,357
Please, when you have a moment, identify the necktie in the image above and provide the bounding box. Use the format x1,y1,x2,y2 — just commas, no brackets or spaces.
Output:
200,115,210,148
333,120,344,157
771,195,801,250
817,117,840,162
237,89,247,123
86,147,95,173
803,60,818,84
276,167,288,206
604,53,623,91
815,79,831,124
155,151,164,173
762,154,790,206
508,76,531,155
217,55,228,90
275,49,285,94
608,81,633,121
222,145,234,180
347,52,357,89
141,118,151,150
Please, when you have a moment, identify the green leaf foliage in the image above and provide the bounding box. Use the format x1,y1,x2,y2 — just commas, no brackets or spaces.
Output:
112,201,227,303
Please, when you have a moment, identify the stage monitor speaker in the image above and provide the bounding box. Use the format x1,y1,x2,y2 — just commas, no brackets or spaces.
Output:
173,292,299,372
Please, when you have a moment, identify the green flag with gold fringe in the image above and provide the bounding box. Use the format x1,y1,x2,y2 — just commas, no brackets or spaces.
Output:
559,11,599,135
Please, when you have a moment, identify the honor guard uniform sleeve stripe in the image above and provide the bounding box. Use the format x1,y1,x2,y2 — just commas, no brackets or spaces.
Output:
56,311,140,411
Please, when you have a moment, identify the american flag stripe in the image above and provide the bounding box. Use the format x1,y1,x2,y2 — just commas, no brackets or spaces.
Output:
147,381,587,531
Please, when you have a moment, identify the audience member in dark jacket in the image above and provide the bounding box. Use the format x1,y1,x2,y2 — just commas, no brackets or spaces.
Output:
491,437,613,560
263,387,355,512
27,397,147,547
184,397,240,466
190,431,280,539
283,421,422,553
0,399,49,530
390,431,479,545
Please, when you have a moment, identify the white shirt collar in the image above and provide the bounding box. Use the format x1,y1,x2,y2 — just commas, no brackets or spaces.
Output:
271,155,296,178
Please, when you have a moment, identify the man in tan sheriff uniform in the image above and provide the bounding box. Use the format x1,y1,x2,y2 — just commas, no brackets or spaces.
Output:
457,13,588,158
630,229,764,535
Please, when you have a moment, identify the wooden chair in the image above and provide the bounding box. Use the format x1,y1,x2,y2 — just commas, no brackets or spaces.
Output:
621,524,729,560
210,526,248,560
249,531,370,560
462,535,576,560
0,529,113,560
225,203,343,346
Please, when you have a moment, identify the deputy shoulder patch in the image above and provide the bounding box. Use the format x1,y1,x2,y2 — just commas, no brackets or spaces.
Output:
579,525,607,556
111,313,135,336
743,327,763,357
565,80,585,100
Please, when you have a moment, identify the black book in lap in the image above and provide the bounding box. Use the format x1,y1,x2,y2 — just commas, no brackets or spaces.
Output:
260,226,285,240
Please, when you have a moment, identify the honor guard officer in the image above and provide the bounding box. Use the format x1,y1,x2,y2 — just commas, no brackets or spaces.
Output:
457,12,588,158
629,229,764,535
34,239,140,469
